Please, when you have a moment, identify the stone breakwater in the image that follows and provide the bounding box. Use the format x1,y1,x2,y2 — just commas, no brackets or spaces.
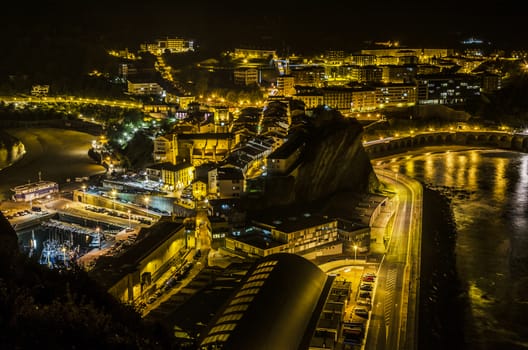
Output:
419,186,468,349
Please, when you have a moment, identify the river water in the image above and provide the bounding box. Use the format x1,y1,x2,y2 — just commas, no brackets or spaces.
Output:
379,147,528,350
0,128,106,201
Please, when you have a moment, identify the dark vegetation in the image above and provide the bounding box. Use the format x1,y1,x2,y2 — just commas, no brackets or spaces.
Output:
0,214,175,349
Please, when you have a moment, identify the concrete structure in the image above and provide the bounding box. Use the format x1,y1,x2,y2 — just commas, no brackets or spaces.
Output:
198,253,335,350
363,130,528,158
89,221,187,303
225,213,339,258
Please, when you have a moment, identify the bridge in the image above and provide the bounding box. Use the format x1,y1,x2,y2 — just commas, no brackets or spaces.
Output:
363,130,528,158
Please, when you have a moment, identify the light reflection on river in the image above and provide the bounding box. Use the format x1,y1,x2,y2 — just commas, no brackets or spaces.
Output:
384,148,528,349
0,128,105,201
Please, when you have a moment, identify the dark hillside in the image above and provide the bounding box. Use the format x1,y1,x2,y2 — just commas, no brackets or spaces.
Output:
0,213,174,349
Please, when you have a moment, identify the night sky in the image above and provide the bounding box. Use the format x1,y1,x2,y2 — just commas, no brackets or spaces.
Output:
1,0,525,54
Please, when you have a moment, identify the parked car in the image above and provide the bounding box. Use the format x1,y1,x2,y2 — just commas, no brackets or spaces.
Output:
359,291,372,299
362,275,376,282
354,307,369,318
360,283,373,291
357,298,372,309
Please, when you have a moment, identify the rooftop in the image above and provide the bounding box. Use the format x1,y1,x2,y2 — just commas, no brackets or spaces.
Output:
230,231,285,250
89,220,185,289
252,211,335,234
198,253,333,350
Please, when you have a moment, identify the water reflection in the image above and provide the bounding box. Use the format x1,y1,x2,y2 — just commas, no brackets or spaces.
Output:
387,148,528,349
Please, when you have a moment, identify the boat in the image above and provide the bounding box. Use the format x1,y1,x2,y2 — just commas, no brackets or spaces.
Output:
38,239,79,269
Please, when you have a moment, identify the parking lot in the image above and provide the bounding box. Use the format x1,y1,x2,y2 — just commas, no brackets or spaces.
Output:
328,264,379,348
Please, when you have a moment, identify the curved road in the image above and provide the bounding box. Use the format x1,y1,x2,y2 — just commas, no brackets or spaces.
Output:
365,167,422,350
0,128,106,200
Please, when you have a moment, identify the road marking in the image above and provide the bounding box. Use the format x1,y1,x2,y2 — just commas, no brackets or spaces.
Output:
384,267,397,342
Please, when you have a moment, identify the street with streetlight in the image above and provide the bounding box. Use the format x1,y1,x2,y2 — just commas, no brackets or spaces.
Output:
111,189,117,210
354,244,358,261
95,227,101,249
144,196,150,216
127,209,131,228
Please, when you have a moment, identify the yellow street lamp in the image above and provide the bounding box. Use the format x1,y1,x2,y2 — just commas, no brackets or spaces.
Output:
354,244,358,261
144,196,150,216
111,189,117,210
96,227,101,249
81,185,86,203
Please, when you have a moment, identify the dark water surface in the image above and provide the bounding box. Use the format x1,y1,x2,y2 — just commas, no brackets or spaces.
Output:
0,128,105,201
382,148,528,350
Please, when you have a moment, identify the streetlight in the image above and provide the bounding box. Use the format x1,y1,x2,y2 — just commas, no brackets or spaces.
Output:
111,189,117,210
82,185,86,203
144,196,150,216
127,209,131,229
354,244,358,261
96,227,101,250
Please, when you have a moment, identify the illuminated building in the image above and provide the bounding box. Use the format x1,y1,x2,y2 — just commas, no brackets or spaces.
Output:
290,65,326,87
145,162,195,191
192,180,208,200
266,130,306,175
30,84,50,97
213,107,232,133
89,222,187,303
416,73,481,105
294,90,324,109
320,87,355,111
224,139,272,175
225,214,340,258
127,75,164,96
360,48,454,64
153,135,176,164
275,75,296,97
139,36,194,55
208,167,245,199
480,73,502,93
324,50,346,65
154,133,234,166
374,84,417,109
380,64,417,84
233,48,277,59
350,87,377,112
234,67,260,86
348,54,377,66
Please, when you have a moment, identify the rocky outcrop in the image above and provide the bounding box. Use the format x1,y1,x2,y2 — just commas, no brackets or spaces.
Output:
244,109,380,211
0,131,25,169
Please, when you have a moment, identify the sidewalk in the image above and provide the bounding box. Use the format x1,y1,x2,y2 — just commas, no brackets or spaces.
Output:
369,196,397,255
